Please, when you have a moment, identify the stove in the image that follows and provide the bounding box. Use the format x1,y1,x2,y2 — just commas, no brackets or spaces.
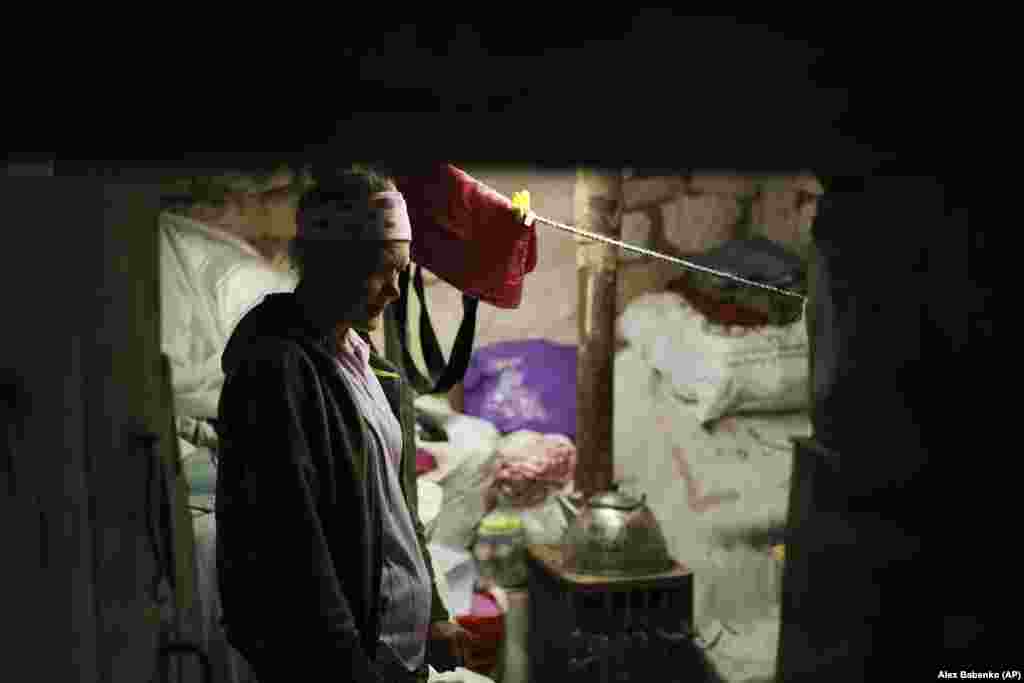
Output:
526,544,708,683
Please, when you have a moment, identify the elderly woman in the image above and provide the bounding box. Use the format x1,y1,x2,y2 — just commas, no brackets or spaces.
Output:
214,165,483,683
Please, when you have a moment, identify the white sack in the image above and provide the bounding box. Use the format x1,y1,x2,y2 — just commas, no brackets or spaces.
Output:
618,292,809,423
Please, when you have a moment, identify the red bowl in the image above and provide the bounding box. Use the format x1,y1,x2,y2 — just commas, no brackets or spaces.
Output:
455,591,506,666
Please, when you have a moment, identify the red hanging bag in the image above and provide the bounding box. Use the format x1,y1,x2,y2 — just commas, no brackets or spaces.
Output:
395,163,538,309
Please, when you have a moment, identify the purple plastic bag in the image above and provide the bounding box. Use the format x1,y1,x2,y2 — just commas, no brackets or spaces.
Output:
462,339,577,441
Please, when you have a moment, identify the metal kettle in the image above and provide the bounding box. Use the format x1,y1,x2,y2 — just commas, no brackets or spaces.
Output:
556,486,675,576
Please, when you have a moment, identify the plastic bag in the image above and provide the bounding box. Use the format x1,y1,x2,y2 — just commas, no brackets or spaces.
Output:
462,340,577,439
422,442,501,550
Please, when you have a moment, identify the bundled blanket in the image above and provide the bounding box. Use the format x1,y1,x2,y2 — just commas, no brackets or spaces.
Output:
490,431,576,507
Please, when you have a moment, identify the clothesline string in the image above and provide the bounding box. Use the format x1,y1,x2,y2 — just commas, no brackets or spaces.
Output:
528,213,807,300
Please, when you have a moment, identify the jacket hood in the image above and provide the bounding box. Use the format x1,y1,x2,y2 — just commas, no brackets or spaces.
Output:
222,293,327,376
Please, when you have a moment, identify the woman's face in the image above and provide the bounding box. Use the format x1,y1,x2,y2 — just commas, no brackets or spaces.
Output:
348,241,411,332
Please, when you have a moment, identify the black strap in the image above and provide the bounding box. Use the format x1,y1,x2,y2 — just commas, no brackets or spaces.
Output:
384,264,478,395
413,266,447,382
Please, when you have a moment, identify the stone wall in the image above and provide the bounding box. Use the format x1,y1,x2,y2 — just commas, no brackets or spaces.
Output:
616,170,823,311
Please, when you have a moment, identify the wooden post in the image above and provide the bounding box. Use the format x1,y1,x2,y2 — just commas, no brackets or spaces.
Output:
574,168,623,497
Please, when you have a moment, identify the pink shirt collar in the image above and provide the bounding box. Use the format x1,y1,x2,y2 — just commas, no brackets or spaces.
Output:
338,328,371,368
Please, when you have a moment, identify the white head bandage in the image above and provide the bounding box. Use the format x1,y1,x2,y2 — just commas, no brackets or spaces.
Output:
297,190,412,241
